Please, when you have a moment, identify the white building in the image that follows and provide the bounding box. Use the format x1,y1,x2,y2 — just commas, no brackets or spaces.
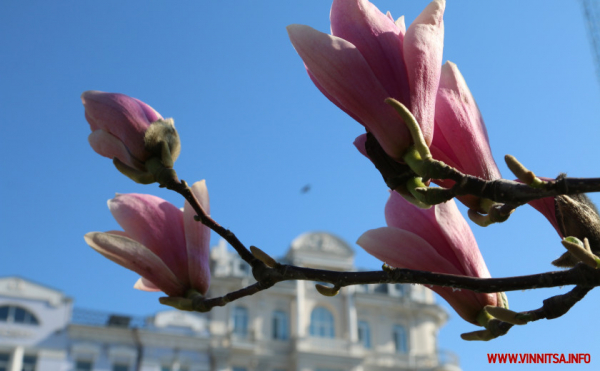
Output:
0,232,460,371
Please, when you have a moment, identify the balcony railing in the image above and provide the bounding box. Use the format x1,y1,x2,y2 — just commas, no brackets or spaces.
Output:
71,308,147,329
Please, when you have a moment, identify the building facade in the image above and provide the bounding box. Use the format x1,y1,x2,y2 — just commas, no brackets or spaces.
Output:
1,232,460,371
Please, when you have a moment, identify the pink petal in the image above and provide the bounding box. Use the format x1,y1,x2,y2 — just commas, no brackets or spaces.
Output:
528,197,562,238
308,71,364,125
395,16,406,35
134,277,162,292
183,180,212,295
430,62,501,181
385,11,394,22
287,24,411,160
330,0,411,107
357,227,494,324
82,91,162,162
353,134,369,158
385,191,464,270
84,232,186,297
88,130,144,171
403,0,445,145
434,199,493,280
108,193,189,285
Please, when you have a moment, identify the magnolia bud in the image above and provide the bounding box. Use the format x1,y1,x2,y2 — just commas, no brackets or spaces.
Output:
553,192,600,267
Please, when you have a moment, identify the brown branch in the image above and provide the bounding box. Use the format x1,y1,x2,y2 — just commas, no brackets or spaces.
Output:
186,262,600,312
485,284,592,338
166,179,257,265
363,132,600,205
191,282,267,312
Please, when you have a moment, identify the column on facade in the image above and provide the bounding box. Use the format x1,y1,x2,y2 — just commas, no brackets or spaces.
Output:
9,346,24,371
345,286,358,342
295,280,305,337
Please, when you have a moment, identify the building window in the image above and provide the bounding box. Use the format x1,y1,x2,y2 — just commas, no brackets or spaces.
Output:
272,310,289,340
393,325,408,353
395,284,408,296
232,368,247,371
0,353,11,371
0,305,39,325
232,306,249,337
75,361,93,371
112,364,129,371
160,367,170,371
357,320,371,348
309,307,334,338
374,284,389,294
22,356,37,371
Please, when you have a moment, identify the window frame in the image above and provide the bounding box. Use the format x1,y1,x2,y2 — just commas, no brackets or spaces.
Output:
272,310,289,340
309,306,335,338
357,320,371,349
393,324,409,354
0,353,11,371
21,355,37,371
232,306,249,338
75,360,93,371
0,305,40,325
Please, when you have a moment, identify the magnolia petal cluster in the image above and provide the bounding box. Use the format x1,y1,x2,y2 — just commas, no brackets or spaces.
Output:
84,180,211,296
430,62,501,209
82,91,180,183
358,191,501,324
431,62,501,180
287,0,445,161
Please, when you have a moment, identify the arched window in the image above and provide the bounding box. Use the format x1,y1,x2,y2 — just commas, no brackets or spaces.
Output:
357,320,371,348
393,324,408,353
232,306,248,337
0,305,39,325
272,310,289,340
309,307,334,338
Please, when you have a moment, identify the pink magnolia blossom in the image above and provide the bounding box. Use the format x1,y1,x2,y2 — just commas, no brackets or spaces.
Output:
430,62,501,209
287,0,445,161
84,180,211,297
357,191,500,324
82,90,165,171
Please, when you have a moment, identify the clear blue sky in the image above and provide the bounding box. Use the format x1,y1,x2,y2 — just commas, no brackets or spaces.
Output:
1,0,599,369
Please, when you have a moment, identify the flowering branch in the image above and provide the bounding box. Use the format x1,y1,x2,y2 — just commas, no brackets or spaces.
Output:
166,178,258,266
365,131,600,207
81,0,600,342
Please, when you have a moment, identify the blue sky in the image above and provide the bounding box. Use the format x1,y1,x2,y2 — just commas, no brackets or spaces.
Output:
1,0,600,369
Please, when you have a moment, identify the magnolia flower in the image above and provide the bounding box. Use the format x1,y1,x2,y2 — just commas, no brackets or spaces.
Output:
82,90,180,183
430,62,501,209
84,180,211,296
358,191,503,324
287,0,445,161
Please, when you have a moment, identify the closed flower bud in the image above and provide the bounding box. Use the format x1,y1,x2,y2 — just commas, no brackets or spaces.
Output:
529,180,600,267
82,91,180,184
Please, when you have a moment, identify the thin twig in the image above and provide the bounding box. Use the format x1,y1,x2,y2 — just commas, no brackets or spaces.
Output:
167,179,257,265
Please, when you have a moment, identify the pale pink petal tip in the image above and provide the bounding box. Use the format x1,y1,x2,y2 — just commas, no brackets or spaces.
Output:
134,277,162,292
